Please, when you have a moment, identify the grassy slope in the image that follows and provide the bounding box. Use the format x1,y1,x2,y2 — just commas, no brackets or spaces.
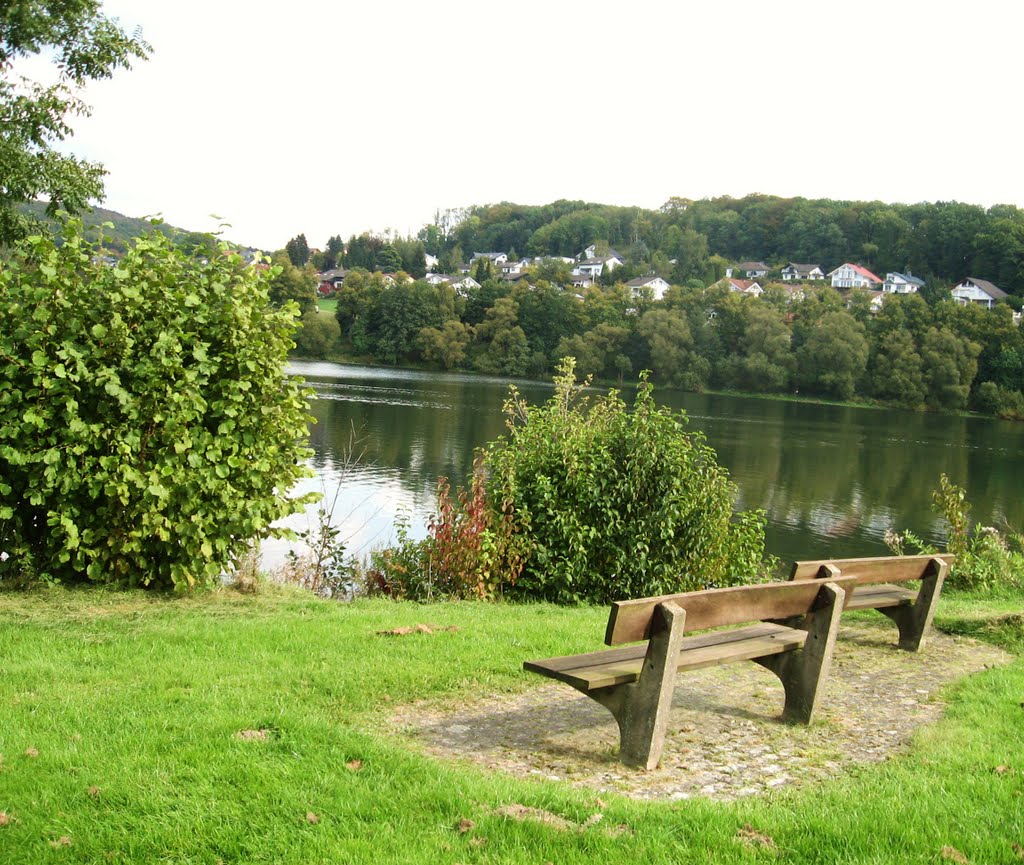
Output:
0,588,1021,864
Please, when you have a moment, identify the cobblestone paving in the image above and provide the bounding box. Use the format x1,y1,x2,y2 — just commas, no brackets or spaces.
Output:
390,621,1011,801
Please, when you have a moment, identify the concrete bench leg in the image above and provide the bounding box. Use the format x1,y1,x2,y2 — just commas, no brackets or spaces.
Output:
755,581,846,724
589,601,686,770
878,557,949,651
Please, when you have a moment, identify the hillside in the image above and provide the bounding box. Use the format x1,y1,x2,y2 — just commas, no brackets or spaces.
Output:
415,195,1024,300
18,201,252,255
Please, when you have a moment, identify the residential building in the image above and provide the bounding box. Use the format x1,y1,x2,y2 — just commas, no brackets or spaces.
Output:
780,263,825,281
714,277,763,297
828,263,882,289
579,244,624,263
626,275,671,301
470,251,508,265
883,272,925,294
450,275,480,295
317,268,347,294
951,277,1007,308
848,289,886,314
573,255,623,278
727,261,771,279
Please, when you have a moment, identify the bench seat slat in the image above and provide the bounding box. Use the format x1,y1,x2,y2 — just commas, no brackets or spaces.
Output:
847,584,916,609
525,622,808,692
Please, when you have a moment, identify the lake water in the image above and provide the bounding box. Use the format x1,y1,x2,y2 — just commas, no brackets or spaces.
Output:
265,361,1024,569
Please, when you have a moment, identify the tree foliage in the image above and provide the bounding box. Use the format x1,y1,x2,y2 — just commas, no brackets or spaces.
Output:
0,222,315,589
0,1,150,244
284,233,310,267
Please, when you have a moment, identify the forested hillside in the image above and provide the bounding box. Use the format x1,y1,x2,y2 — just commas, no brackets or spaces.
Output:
417,195,1024,300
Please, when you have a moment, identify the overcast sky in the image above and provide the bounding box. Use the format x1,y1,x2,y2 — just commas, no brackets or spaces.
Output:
50,0,1024,251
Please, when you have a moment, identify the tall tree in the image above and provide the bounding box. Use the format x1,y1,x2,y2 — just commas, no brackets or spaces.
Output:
795,311,869,400
284,233,310,267
268,251,317,314
0,1,150,243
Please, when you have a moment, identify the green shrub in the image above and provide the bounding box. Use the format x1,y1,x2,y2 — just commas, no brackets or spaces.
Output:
362,516,432,599
360,463,524,602
481,359,768,603
291,309,340,358
0,222,316,590
887,473,1024,594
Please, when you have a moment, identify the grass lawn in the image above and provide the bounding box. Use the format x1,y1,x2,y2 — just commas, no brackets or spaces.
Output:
317,298,337,313
0,586,1021,864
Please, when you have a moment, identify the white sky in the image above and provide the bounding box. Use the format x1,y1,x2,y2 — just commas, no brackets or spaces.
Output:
44,0,1024,251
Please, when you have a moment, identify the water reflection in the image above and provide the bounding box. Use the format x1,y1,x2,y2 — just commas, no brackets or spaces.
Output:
264,361,1024,569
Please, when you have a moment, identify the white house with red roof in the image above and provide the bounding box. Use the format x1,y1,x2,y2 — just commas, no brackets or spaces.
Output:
828,263,883,289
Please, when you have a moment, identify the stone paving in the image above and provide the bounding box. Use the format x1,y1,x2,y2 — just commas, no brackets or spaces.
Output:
390,620,1011,801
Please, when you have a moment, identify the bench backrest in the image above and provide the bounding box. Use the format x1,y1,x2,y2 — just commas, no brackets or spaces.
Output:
604,575,858,646
789,553,954,585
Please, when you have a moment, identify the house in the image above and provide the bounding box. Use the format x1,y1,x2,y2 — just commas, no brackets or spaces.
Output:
317,267,347,294
500,260,524,276
626,275,671,301
780,263,825,281
848,289,886,314
828,263,882,289
424,273,452,286
728,261,771,279
579,244,624,263
951,277,1007,308
570,273,596,289
573,256,623,278
883,272,925,294
714,277,763,297
424,252,439,271
450,275,480,295
471,251,508,265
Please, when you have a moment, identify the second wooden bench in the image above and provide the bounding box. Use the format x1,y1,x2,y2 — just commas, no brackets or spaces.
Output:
789,553,954,651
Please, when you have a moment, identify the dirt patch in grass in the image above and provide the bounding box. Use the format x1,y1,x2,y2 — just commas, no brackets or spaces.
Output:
391,620,1012,801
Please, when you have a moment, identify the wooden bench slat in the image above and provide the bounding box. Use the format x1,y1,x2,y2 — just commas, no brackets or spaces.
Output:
846,584,916,610
526,622,808,691
790,554,954,585
605,576,858,645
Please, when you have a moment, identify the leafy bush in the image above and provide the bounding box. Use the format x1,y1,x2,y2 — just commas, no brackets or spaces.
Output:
0,222,315,590
886,473,1024,594
291,309,341,358
360,461,524,601
362,516,432,599
481,359,768,603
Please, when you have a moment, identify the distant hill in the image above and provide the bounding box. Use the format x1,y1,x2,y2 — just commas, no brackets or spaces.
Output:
19,201,253,255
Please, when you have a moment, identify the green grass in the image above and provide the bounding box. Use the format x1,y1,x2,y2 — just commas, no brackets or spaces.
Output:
317,298,337,313
0,586,1021,864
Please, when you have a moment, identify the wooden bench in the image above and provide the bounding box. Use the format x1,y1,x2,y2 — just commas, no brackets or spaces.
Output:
524,576,856,770
789,554,954,652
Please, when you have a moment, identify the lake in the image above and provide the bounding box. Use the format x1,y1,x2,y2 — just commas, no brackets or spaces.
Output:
264,361,1024,569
